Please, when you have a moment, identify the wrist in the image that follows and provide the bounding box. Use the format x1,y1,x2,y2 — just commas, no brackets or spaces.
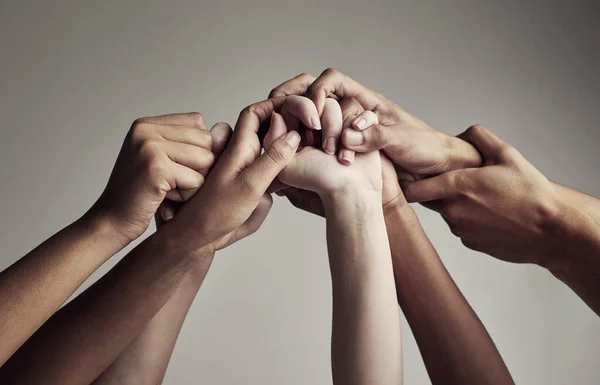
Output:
320,185,382,212
441,133,483,172
541,200,600,275
79,209,133,252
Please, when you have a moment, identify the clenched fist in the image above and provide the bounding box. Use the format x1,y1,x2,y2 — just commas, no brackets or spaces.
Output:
91,113,227,242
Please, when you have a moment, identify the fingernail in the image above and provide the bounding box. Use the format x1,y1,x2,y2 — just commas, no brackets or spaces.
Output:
344,130,364,146
284,131,301,148
162,207,174,221
324,137,337,154
354,118,367,130
310,115,321,130
340,150,355,165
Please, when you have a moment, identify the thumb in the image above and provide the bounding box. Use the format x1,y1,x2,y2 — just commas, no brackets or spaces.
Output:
240,114,300,194
458,124,506,161
341,124,389,153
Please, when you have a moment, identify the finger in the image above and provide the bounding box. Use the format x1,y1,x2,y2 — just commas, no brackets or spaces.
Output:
381,153,405,207
338,113,357,165
210,122,233,160
419,200,447,213
136,112,206,129
352,110,378,131
218,97,286,177
236,194,273,239
458,124,507,160
306,68,382,115
269,73,316,98
164,163,205,202
155,124,212,149
282,187,325,217
267,178,288,194
264,112,288,149
280,95,321,132
341,123,389,153
401,171,462,203
163,143,214,175
321,98,343,155
155,200,182,228
240,115,301,195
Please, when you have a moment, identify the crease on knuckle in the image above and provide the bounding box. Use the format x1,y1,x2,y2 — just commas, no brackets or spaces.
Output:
188,112,205,127
265,143,288,164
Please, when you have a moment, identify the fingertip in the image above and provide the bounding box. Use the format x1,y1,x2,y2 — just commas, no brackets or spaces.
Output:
338,149,355,165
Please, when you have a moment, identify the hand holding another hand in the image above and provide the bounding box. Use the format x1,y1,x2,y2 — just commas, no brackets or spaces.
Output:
403,124,567,266
270,69,482,180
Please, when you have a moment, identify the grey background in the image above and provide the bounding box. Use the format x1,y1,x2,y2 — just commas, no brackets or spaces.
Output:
1,0,599,384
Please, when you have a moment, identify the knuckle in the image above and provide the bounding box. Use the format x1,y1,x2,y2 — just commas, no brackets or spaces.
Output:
323,67,340,77
187,112,205,127
130,121,152,142
265,142,289,164
138,139,161,158
370,125,387,145
497,145,519,161
442,204,460,223
197,128,212,147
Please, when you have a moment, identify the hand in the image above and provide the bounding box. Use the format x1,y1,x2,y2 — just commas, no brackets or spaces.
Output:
270,69,482,180
91,113,220,242
155,123,274,251
268,96,382,196
165,98,301,252
402,124,566,266
271,97,405,216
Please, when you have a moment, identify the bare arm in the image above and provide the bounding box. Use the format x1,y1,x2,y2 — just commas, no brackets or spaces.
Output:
93,193,272,385
552,182,600,226
0,211,129,367
324,189,402,385
90,260,212,385
384,199,513,385
0,219,215,385
0,98,300,385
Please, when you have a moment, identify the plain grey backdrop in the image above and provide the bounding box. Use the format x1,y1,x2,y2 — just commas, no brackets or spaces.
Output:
1,0,599,384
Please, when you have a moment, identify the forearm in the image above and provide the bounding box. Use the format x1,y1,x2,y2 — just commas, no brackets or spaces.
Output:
542,201,600,316
384,202,513,385
0,221,213,385
92,261,212,385
0,211,129,365
323,191,402,385
552,182,600,226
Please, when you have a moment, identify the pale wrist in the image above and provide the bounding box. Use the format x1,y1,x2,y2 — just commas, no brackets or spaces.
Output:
321,186,382,215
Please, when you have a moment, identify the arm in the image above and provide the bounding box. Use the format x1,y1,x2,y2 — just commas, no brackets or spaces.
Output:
93,193,273,385
404,124,600,316
0,219,215,385
0,212,128,366
552,182,600,226
383,199,513,385
323,189,402,385
0,99,300,385
266,96,402,385
90,251,212,385
0,112,215,367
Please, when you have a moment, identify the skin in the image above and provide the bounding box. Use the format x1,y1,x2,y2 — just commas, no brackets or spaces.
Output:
0,101,304,384
92,126,273,385
403,125,600,316
271,69,600,317
266,96,401,385
0,112,216,367
269,81,514,384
